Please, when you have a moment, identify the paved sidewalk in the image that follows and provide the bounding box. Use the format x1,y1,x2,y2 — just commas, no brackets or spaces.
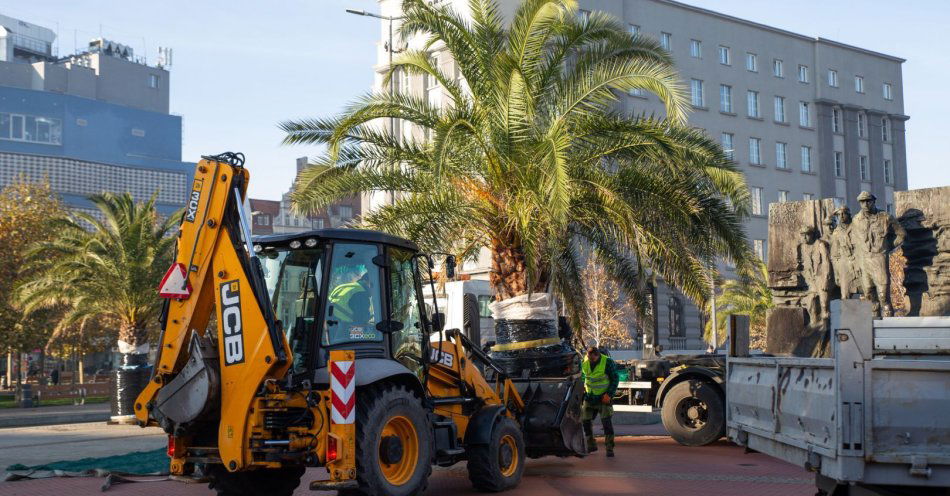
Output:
0,431,813,496
0,404,110,428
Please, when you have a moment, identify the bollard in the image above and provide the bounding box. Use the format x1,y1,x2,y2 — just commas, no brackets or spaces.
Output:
18,383,33,408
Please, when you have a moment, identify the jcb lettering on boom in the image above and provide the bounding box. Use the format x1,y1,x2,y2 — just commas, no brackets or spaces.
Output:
184,178,203,222
220,280,244,365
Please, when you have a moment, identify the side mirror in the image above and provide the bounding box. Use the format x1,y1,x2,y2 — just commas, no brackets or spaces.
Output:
430,312,445,333
445,255,456,279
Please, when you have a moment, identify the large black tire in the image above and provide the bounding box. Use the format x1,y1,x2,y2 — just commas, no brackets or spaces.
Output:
207,465,305,496
354,383,433,496
467,416,526,492
660,379,725,447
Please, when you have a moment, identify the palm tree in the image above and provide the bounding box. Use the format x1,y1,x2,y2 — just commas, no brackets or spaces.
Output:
15,193,177,405
282,0,753,326
704,261,773,349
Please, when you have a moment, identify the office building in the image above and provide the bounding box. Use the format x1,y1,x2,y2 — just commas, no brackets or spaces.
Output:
363,0,908,351
0,13,191,217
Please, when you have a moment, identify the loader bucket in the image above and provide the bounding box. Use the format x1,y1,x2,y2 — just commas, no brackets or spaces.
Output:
515,375,588,458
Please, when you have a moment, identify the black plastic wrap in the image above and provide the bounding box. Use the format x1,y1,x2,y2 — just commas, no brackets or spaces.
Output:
494,318,558,344
490,318,580,377
111,353,151,417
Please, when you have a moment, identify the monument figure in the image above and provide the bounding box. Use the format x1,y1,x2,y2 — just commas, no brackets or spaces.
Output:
798,226,833,327
829,207,858,299
851,191,906,317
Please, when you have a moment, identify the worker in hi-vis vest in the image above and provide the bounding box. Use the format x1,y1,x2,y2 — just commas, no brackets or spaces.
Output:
327,270,373,342
581,346,620,456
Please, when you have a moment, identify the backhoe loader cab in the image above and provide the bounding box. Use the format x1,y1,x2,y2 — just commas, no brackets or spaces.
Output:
137,155,586,496
253,229,430,390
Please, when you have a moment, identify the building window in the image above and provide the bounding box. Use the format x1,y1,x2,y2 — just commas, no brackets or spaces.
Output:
629,87,645,97
801,146,812,172
718,45,731,65
660,32,671,51
747,90,760,118
836,152,846,178
690,79,705,107
882,118,891,142
855,75,864,93
799,101,811,127
884,159,893,184
832,107,842,133
886,203,894,215
776,142,788,169
690,39,702,58
668,296,685,338
720,85,732,112
778,190,789,203
721,132,734,160
828,69,838,88
773,58,784,78
426,54,442,110
746,52,758,72
753,239,766,261
858,113,867,138
751,187,763,216
314,218,326,229
148,74,161,89
749,137,762,165
798,64,809,83
774,96,786,122
803,193,814,201
339,205,353,219
859,155,869,181
0,112,63,145
883,82,893,100
629,24,640,37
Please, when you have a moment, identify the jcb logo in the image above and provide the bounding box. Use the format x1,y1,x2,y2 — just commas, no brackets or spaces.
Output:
184,178,203,223
430,348,454,368
220,280,245,366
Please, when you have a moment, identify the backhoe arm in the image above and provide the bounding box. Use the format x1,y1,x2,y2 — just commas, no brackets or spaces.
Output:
135,154,292,471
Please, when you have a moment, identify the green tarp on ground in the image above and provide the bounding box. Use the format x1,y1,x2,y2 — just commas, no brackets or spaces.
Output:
6,448,168,475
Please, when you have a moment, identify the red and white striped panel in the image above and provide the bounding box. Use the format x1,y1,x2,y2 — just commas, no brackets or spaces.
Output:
330,360,355,424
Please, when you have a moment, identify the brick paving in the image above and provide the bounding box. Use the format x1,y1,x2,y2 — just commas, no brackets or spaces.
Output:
0,435,813,496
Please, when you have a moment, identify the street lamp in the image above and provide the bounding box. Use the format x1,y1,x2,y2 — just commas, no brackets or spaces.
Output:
345,8,404,206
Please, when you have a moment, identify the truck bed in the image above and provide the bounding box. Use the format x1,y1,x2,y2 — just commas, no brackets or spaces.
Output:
727,301,950,490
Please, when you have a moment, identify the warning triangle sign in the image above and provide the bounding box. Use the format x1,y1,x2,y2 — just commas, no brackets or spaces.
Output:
158,262,192,299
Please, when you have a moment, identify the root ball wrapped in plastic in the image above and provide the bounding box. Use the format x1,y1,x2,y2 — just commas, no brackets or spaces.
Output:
488,294,580,376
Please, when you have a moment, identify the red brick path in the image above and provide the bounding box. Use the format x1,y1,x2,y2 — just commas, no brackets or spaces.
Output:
0,436,813,496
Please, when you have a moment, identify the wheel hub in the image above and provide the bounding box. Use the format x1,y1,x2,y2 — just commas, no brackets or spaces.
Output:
379,435,404,465
499,443,513,469
687,406,702,420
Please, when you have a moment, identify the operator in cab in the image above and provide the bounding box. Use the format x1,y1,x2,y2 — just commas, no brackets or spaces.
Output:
327,267,374,342
581,346,620,457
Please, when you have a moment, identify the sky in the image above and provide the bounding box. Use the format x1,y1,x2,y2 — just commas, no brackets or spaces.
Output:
3,0,948,200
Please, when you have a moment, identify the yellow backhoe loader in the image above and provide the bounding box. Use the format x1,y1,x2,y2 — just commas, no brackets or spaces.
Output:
135,153,586,496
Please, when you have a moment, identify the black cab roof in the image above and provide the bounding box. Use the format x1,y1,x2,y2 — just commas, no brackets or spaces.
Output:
252,228,419,251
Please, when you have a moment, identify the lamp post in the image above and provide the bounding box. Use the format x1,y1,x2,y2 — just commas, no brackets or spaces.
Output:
345,9,404,206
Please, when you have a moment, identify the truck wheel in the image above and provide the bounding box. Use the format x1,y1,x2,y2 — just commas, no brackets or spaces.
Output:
355,384,433,496
661,379,724,447
467,416,525,492
207,465,304,496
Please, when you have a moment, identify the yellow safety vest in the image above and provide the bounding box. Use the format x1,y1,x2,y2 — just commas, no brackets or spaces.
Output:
328,282,365,321
582,357,610,396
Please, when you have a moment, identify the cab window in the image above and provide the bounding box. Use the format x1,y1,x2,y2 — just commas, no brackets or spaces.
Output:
389,247,425,377
323,243,383,345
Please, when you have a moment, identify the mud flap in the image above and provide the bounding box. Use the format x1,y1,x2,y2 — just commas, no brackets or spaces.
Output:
515,375,588,458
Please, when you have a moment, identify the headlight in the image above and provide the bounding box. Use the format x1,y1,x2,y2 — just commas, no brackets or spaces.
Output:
289,240,301,249
253,244,263,253
305,238,318,248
